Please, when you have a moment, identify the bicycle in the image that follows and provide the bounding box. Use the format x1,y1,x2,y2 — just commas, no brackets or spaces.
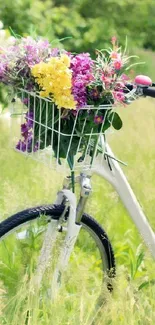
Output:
0,75,155,301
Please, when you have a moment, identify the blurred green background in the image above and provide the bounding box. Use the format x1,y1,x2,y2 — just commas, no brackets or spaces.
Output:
0,1,155,59
1,0,155,52
1,0,155,107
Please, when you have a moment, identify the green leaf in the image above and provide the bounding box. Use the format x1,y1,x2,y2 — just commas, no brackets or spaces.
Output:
110,112,123,130
138,279,155,291
135,251,144,273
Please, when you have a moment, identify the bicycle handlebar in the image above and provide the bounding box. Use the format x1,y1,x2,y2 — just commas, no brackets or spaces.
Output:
143,87,155,98
124,78,155,99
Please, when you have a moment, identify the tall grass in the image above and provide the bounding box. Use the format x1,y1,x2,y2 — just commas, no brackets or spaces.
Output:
0,93,155,324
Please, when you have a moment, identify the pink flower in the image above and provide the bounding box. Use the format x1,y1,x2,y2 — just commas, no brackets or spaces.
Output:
94,115,104,124
121,74,130,81
110,51,120,60
115,81,126,89
113,59,122,70
113,91,125,102
111,36,117,45
101,74,111,88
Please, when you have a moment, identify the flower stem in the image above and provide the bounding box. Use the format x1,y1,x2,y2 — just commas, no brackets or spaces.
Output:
71,170,75,193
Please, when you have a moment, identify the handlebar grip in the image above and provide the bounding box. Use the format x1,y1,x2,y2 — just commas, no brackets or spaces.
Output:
143,87,155,98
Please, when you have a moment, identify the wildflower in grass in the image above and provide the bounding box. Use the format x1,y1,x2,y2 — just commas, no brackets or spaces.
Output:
94,115,104,124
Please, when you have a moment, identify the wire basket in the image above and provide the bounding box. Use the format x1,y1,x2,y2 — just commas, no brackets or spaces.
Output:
10,88,115,172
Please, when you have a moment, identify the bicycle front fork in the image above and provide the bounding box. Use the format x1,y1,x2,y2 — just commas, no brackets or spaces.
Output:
50,173,93,298
35,172,92,297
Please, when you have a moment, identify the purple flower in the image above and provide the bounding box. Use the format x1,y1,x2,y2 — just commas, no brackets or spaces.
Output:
25,112,34,128
50,48,60,57
21,122,31,140
89,88,100,100
22,98,28,105
26,138,39,152
33,141,39,152
16,137,39,153
26,82,35,91
21,130,33,141
94,115,104,124
0,62,7,80
16,110,39,153
0,36,53,88
70,53,93,108
16,140,27,152
26,111,33,119
21,123,28,133
27,138,33,152
21,114,33,139
38,39,50,49
72,110,78,116
23,37,49,66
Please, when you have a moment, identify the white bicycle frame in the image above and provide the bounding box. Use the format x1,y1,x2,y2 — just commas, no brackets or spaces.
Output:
35,136,155,295
94,142,155,258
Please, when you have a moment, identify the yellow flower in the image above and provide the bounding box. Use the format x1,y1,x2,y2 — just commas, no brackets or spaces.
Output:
31,54,76,109
60,54,70,67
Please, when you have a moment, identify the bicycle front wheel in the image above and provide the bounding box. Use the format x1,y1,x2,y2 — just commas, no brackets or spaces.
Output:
0,204,115,301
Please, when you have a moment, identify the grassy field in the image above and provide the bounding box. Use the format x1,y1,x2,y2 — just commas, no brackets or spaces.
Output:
0,93,155,324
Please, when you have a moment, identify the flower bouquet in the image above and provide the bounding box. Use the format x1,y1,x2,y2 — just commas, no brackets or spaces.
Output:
0,36,136,170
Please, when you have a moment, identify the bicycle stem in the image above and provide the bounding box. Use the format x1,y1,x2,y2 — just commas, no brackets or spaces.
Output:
76,173,92,224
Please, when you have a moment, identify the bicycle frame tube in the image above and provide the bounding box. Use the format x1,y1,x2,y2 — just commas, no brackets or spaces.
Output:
93,141,155,258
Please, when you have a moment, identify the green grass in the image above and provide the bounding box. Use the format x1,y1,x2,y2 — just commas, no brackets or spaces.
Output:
1,80,155,322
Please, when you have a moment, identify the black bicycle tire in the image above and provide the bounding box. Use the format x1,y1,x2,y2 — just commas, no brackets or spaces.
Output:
0,204,115,280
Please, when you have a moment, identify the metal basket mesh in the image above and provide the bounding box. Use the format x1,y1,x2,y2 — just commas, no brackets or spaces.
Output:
10,88,114,172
